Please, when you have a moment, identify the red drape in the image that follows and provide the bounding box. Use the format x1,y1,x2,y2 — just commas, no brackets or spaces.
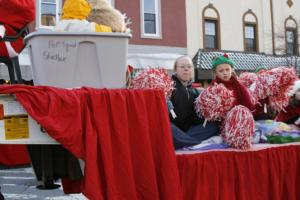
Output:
0,85,182,200
0,145,30,166
177,145,300,200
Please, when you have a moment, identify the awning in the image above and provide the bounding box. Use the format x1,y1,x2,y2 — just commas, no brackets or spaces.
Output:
193,49,300,71
128,53,184,70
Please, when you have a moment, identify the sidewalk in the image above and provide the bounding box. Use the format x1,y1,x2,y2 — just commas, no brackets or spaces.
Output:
0,166,87,200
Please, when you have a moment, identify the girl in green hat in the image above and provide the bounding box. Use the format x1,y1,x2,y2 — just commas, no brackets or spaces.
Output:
211,54,255,111
253,66,276,120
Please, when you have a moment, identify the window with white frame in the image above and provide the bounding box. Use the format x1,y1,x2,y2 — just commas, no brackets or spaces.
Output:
141,0,161,37
204,19,218,49
244,24,257,52
38,0,60,29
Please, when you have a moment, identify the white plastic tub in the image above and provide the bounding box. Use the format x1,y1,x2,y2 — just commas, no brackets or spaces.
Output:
25,32,131,88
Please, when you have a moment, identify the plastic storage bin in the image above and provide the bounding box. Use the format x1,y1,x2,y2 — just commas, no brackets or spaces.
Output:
25,32,131,88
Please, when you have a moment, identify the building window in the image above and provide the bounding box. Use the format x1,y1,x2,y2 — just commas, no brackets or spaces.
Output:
286,28,297,55
141,0,161,38
38,0,60,29
204,20,218,49
202,4,220,50
244,24,257,52
243,10,259,52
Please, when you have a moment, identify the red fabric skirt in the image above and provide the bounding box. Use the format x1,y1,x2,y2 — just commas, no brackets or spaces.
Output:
177,144,300,200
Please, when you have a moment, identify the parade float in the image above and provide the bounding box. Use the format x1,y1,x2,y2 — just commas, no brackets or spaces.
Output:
1,0,300,199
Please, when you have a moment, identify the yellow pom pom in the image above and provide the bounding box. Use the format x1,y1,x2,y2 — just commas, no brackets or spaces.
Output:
95,24,112,32
61,0,91,20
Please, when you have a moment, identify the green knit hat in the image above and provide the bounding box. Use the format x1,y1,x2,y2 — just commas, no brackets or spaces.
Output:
255,66,267,73
211,53,235,69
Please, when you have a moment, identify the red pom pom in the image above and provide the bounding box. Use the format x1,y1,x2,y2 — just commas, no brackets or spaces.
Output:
223,53,229,58
130,68,174,97
221,105,254,149
238,72,258,88
195,83,235,121
268,91,290,112
252,67,297,101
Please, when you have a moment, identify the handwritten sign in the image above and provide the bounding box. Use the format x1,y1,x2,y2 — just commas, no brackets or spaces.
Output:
43,40,77,62
43,51,66,62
